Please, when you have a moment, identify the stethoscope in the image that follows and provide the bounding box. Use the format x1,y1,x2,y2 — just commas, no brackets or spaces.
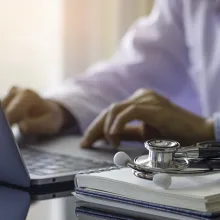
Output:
113,139,220,189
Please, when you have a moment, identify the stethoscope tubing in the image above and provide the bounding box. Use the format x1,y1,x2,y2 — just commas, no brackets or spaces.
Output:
129,158,220,175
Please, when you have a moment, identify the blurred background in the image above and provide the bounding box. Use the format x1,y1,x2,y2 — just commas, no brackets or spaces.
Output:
0,0,153,219
0,0,153,95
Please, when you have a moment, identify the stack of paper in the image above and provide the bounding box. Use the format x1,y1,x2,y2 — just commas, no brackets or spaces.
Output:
74,167,220,219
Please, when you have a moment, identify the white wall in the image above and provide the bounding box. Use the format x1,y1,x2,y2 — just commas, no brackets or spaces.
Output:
63,0,154,77
0,1,64,219
0,0,64,95
0,0,153,95
63,0,120,76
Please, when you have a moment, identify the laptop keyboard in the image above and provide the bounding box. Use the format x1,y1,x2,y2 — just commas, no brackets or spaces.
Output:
21,148,114,176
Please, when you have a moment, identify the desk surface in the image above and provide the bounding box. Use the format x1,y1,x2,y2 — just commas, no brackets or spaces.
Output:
8,188,156,220
7,188,176,220
1,190,149,220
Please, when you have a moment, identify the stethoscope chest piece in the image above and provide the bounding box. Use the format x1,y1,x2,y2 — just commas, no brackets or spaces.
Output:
134,140,189,173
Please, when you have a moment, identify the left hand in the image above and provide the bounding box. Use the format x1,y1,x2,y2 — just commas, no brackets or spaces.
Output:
81,89,214,148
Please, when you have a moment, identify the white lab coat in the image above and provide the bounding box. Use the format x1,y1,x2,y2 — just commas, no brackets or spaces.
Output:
44,0,220,132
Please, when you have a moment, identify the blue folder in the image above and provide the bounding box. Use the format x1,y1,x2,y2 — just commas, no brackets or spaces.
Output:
76,206,144,220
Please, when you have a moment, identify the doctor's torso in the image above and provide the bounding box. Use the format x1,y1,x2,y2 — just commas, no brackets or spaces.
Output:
183,0,220,116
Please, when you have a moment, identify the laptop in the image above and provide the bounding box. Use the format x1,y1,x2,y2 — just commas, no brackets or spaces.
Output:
0,103,116,200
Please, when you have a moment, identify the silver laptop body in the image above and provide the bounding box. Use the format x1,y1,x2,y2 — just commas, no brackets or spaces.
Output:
0,103,114,199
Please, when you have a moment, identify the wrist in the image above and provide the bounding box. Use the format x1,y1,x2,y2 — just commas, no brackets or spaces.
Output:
57,103,77,129
46,100,76,129
213,112,220,141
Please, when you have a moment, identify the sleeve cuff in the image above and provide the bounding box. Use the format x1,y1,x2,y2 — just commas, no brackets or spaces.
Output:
213,112,220,141
40,85,98,133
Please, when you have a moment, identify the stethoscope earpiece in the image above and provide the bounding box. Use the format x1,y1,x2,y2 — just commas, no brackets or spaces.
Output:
113,151,132,167
153,173,172,189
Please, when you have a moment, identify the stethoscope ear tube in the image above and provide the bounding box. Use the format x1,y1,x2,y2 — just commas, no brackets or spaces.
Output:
189,158,220,169
196,141,220,147
199,147,220,158
175,141,220,159
196,141,220,159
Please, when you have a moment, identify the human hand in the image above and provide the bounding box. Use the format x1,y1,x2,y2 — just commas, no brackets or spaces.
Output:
81,89,214,148
2,87,70,135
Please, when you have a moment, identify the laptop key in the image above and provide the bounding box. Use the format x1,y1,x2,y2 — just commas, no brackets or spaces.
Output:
40,169,59,175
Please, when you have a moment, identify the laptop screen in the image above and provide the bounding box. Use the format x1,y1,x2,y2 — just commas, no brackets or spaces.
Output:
0,102,30,188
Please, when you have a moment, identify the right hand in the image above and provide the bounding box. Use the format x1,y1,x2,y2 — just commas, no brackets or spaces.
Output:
2,87,66,135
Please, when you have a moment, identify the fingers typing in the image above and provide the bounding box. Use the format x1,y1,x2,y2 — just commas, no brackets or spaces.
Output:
19,114,60,135
81,110,108,148
2,86,20,109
